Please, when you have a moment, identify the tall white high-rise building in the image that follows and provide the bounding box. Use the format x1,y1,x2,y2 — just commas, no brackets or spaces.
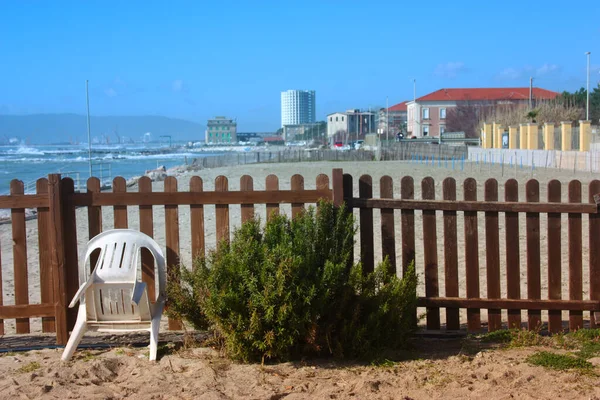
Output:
281,90,316,127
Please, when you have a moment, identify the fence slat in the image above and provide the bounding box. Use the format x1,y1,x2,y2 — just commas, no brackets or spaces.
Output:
113,177,128,229
0,231,3,335
36,178,54,332
505,179,521,329
87,178,102,274
401,177,415,276
266,175,279,221
343,173,354,265
215,176,230,248
164,176,182,330
526,179,541,330
291,174,305,219
464,178,480,332
590,180,600,328
332,168,344,207
484,179,501,332
62,178,79,330
568,180,583,331
138,177,155,301
189,176,205,265
48,174,68,345
240,175,254,223
11,180,29,333
442,178,459,330
380,176,396,274
359,175,374,275
547,180,562,333
422,177,439,330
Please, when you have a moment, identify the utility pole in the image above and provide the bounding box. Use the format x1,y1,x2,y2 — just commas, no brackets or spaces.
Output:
529,77,533,109
86,80,92,179
413,79,416,101
386,96,389,145
586,52,591,120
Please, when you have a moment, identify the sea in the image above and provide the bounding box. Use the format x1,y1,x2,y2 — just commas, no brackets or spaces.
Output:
0,142,249,194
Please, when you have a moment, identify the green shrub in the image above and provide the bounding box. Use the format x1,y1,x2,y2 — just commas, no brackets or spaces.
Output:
168,201,418,362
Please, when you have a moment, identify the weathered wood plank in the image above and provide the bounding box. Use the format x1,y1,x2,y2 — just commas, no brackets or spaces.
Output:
215,176,230,248
69,189,333,207
11,180,29,333
359,175,374,275
291,174,305,219
61,178,79,330
590,180,600,328
417,298,600,311
240,175,254,223
401,177,415,276
422,177,440,330
112,177,128,229
547,180,562,333
343,173,354,266
484,179,501,332
464,178,480,332
138,177,155,301
48,174,68,345
86,178,102,274
505,179,521,329
347,198,597,213
0,304,56,319
569,180,583,331
36,178,54,332
380,175,396,274
164,176,182,331
0,230,3,334
0,195,48,209
332,168,344,207
266,175,280,221
442,178,459,331
526,179,542,330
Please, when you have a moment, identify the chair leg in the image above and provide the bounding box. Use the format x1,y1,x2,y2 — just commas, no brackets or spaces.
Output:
61,307,87,361
149,317,160,361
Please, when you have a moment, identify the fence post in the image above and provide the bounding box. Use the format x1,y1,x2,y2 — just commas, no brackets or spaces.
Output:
47,174,69,345
332,168,344,207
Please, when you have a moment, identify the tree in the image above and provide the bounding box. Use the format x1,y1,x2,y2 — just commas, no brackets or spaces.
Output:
445,102,480,138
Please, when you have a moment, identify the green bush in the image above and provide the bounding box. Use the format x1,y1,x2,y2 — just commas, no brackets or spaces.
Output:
167,201,418,362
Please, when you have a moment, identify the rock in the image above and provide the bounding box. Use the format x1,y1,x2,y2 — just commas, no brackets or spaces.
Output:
588,357,600,366
144,169,167,182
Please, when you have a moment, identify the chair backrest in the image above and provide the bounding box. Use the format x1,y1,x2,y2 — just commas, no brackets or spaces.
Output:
81,229,166,322
84,229,164,285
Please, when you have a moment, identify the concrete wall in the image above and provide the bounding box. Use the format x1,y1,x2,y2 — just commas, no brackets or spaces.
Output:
468,147,600,172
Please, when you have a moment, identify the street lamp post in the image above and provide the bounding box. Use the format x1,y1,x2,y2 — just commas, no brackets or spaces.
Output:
586,52,591,121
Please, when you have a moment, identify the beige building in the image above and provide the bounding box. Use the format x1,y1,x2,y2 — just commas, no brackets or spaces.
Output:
205,116,237,144
327,109,376,143
406,87,559,138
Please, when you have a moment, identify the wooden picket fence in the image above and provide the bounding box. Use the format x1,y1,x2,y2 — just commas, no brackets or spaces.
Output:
0,168,599,346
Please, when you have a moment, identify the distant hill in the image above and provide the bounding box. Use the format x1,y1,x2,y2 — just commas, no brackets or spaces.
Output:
0,113,204,144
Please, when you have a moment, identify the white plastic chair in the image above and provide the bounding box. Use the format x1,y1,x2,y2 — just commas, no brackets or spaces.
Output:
61,229,166,361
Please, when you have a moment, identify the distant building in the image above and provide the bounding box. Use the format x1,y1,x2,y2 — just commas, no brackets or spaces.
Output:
406,87,559,138
237,132,272,143
206,116,237,144
281,90,316,127
327,109,376,143
283,123,320,141
378,101,408,136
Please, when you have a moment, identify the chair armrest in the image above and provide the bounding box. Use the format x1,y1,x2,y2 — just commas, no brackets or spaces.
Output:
68,281,93,308
131,281,148,305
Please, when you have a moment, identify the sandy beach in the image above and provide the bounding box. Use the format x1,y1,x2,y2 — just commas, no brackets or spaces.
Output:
1,159,598,334
1,337,599,399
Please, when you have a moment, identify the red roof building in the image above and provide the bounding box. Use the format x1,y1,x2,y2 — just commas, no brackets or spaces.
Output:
406,87,559,138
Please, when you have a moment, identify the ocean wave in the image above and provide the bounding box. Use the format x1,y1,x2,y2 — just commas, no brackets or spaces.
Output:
4,146,45,156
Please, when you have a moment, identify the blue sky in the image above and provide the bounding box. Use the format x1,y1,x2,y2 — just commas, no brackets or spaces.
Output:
1,0,599,131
